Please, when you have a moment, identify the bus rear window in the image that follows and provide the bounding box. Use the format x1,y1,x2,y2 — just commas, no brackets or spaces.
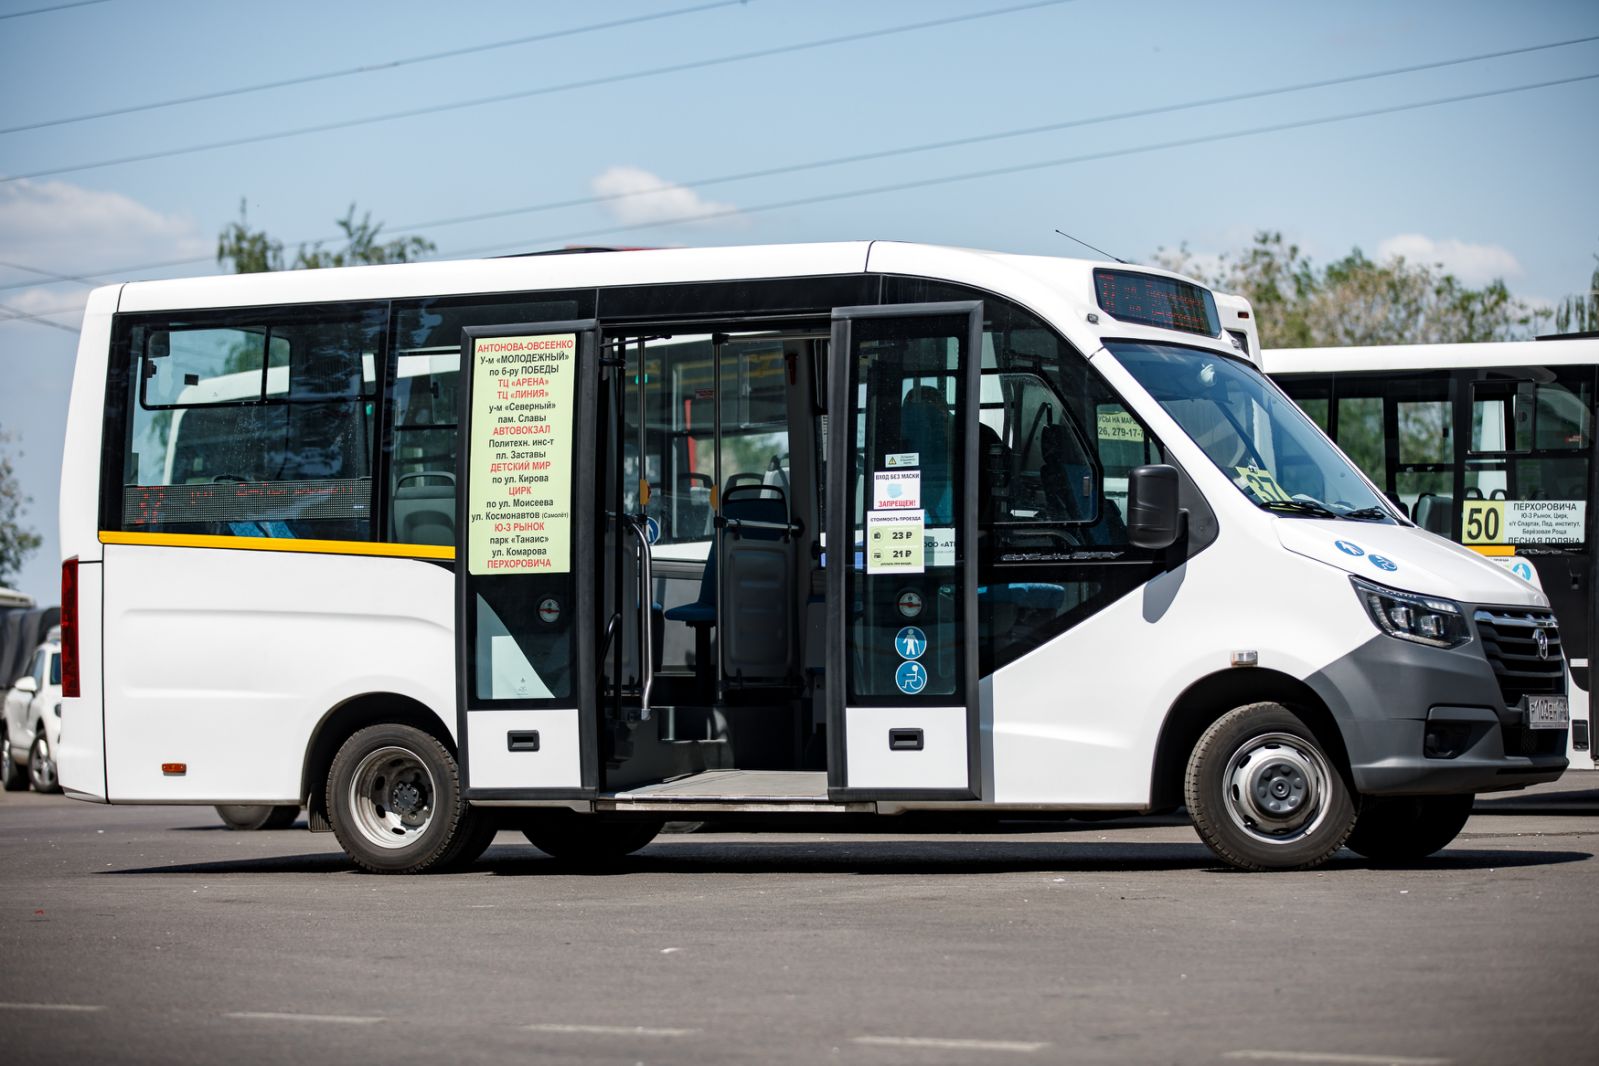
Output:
1093,269,1219,336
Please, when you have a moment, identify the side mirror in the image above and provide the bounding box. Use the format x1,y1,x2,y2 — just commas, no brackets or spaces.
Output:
1127,464,1184,550
13,676,38,695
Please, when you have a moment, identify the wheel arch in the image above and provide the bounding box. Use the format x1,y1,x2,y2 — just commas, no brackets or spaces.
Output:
1149,667,1351,811
300,693,456,826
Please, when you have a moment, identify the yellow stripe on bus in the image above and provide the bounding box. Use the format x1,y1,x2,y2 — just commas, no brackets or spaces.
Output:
1465,544,1516,557
99,530,455,560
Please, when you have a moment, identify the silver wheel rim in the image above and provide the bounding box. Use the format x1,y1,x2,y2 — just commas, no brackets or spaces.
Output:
31,737,55,790
1224,731,1333,846
346,746,436,850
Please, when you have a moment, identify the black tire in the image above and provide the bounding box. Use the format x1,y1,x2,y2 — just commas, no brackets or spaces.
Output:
326,723,483,874
1185,701,1356,871
522,817,662,864
1345,794,1474,864
214,804,300,831
435,815,502,871
1,729,27,792
29,733,61,794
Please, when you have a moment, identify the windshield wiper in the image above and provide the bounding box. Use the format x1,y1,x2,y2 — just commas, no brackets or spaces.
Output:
1257,498,1341,519
1339,506,1390,521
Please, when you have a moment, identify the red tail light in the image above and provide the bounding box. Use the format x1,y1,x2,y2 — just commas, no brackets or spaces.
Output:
61,557,79,698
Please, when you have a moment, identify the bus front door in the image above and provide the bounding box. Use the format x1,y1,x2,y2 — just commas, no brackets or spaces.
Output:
453,321,602,799
826,303,984,801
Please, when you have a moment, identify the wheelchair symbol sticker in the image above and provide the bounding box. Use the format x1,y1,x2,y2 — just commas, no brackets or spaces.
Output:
894,626,927,660
894,660,928,695
1368,554,1398,572
1335,540,1364,557
1510,559,1535,583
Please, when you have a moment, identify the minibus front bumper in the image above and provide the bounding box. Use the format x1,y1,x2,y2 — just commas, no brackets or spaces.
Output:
1305,634,1567,796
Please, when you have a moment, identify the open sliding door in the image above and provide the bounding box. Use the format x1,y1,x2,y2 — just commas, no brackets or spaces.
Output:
455,321,601,800
826,303,983,801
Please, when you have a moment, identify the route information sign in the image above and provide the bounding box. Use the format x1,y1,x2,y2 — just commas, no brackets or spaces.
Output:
467,333,577,576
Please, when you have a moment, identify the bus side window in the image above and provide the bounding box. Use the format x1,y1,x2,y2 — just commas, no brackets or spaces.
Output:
118,307,383,541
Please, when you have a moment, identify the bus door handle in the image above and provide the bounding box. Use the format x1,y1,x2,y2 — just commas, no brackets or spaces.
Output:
624,513,655,713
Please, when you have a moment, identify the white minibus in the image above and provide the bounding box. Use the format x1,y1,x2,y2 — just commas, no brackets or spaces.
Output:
1266,335,1599,772
56,242,1566,872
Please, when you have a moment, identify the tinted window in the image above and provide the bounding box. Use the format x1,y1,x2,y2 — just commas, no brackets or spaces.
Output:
117,305,384,540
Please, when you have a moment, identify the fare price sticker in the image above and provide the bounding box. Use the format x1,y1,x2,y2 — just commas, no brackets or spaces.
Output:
867,510,925,574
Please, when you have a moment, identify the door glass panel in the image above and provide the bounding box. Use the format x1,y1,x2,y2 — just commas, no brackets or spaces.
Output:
847,315,969,700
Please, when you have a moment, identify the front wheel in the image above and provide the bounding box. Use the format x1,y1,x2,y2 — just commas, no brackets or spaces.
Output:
215,804,300,831
327,723,487,874
522,817,662,864
29,733,61,793
1185,702,1356,871
1,730,27,792
1345,794,1474,864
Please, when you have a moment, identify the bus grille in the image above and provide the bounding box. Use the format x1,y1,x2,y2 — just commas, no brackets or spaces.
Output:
1473,608,1564,708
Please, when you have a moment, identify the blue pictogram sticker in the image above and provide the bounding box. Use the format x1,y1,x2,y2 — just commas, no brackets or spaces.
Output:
1368,554,1398,572
645,516,661,545
894,660,928,695
1510,559,1535,583
1334,540,1365,557
894,626,927,660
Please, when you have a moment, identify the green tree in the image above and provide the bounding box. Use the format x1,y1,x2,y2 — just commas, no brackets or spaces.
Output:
1554,251,1598,334
1154,231,1543,348
217,200,435,274
0,431,42,587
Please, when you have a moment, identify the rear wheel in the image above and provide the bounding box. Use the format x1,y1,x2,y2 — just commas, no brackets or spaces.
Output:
327,723,486,874
214,804,300,831
522,817,662,864
28,733,60,793
1345,794,1474,863
1185,702,1356,871
1,729,27,792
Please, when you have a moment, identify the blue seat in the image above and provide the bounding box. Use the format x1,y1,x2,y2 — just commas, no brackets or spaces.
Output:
664,548,717,626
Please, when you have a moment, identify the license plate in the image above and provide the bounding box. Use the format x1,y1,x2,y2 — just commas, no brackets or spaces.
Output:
1526,695,1569,730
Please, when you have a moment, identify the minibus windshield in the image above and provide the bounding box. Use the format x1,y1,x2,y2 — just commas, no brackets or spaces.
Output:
1111,342,1392,520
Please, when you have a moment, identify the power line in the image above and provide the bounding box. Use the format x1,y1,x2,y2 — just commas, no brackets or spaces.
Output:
3,33,1591,293
1,72,1590,322
385,35,1599,239
0,0,1078,184
0,0,751,136
438,72,1599,258
0,0,112,21
0,302,82,332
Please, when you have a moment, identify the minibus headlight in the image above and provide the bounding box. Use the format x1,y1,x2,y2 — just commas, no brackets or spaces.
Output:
1352,577,1469,649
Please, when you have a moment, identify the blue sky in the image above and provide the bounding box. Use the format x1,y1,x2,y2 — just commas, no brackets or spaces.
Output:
1,0,1596,602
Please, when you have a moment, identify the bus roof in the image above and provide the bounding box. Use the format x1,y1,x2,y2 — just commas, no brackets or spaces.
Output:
1262,336,1599,375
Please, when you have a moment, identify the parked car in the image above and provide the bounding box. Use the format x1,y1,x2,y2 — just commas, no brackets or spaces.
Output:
2,629,62,792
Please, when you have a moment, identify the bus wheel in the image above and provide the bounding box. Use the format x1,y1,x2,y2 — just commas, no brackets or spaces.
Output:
29,734,61,793
327,724,482,874
214,804,300,831
1185,702,1355,871
1345,794,1474,864
1,729,27,792
522,817,662,864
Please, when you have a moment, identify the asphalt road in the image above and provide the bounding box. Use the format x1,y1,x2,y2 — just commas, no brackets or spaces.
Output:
2,781,1597,1066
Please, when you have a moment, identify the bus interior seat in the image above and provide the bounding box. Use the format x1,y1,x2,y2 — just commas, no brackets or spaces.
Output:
719,483,796,689
392,471,456,545
1413,493,1455,537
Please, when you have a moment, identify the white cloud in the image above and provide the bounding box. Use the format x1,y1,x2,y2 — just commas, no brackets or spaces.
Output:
1376,233,1522,286
589,166,740,229
0,178,209,334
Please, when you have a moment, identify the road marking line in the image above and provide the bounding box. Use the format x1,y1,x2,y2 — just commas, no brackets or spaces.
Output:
0,1002,105,1013
224,1011,383,1025
852,1036,1049,1053
1225,1052,1451,1065
524,1023,700,1037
